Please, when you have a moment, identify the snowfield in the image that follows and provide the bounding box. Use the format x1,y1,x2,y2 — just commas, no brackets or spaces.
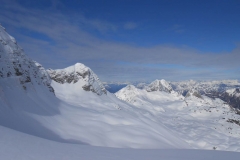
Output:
42,74,190,149
1,125,240,160
116,84,240,151
1,24,240,159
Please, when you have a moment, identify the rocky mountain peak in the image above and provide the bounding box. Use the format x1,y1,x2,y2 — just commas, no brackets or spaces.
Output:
125,85,137,90
146,79,173,93
47,63,107,95
115,85,139,103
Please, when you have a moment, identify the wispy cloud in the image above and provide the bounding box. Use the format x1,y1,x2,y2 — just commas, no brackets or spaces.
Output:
123,22,138,30
168,24,185,33
0,0,239,82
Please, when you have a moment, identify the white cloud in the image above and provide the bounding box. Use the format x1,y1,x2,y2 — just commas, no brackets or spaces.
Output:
0,0,239,81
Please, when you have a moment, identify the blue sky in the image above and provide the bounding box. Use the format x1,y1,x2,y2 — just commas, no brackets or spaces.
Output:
1,0,240,82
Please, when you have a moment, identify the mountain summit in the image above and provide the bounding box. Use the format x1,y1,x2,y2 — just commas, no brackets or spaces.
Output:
47,63,107,95
146,79,173,93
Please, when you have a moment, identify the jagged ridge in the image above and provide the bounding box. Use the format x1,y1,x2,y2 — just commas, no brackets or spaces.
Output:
171,80,240,109
47,63,107,95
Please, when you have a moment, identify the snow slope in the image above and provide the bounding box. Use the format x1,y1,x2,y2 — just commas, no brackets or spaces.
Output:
1,125,240,160
116,81,240,151
47,66,190,148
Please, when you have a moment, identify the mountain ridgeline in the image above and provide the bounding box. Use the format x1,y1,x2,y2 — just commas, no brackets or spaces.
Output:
47,63,107,95
170,80,240,110
107,79,240,110
0,25,54,93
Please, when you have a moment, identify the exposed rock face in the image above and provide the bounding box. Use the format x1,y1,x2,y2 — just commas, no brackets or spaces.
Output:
0,24,54,93
224,88,240,109
171,80,240,109
47,63,107,95
146,79,173,93
204,88,240,109
185,89,202,99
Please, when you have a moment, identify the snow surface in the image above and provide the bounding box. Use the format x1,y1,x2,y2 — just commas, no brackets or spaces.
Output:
116,83,240,152
48,78,189,148
1,125,240,160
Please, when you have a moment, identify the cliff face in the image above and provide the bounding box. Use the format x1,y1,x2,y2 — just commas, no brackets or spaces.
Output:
0,24,54,93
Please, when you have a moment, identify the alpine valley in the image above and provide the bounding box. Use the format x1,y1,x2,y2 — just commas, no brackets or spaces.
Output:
1,25,240,160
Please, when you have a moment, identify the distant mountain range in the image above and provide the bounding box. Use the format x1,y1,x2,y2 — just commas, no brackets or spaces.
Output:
105,79,240,109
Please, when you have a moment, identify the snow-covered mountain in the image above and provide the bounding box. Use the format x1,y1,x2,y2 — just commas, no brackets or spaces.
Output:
103,81,148,93
0,24,60,140
1,24,240,159
0,25,53,93
116,79,240,151
171,80,240,109
47,63,107,95
185,88,202,99
213,88,240,109
171,80,240,95
47,68,190,148
146,79,173,93
0,25,191,149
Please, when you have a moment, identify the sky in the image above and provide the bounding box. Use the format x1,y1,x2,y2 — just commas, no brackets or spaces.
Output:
0,0,240,82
